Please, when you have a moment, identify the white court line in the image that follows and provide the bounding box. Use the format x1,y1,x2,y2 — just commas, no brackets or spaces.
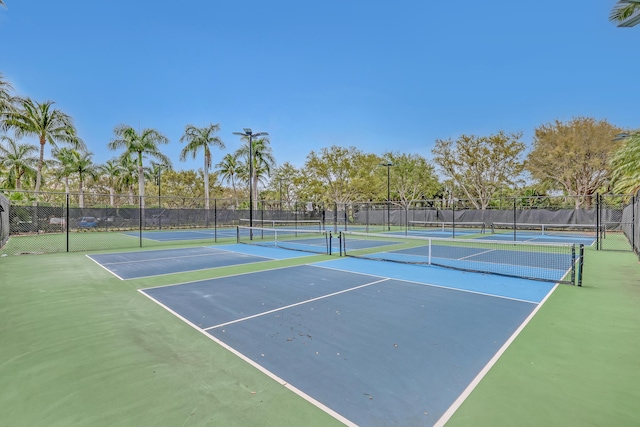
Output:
114,258,276,281
139,264,310,291
311,263,540,305
458,248,495,260
100,250,228,266
203,278,390,331
85,254,125,280
138,289,358,427
433,282,560,427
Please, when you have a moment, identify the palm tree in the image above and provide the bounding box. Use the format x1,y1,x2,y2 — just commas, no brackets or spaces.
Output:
51,147,77,194
0,135,38,190
108,125,171,209
235,137,275,204
179,123,225,210
116,154,138,205
0,73,17,120
610,1,640,23
100,159,123,206
216,153,241,207
72,151,99,208
4,98,84,193
611,133,640,194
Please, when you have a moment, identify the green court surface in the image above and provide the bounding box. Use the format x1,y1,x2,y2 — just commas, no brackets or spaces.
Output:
1,235,639,426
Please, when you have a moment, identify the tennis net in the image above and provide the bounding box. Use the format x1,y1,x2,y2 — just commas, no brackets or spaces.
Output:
237,226,332,255
238,218,323,230
408,220,486,234
340,230,583,285
491,222,598,238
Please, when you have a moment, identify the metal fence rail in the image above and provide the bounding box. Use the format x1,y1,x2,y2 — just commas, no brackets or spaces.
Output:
1,190,638,257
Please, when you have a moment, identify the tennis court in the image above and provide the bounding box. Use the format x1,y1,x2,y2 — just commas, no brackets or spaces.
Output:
122,227,237,242
87,244,311,280
479,232,595,245
124,221,326,243
141,259,554,426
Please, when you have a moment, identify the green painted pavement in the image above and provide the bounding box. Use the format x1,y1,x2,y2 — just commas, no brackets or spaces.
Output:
1,235,639,426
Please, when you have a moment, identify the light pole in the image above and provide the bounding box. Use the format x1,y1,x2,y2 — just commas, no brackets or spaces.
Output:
232,128,269,231
380,162,393,231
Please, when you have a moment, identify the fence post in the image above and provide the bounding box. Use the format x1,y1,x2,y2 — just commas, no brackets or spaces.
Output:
139,196,142,248
513,197,517,242
595,193,600,250
452,200,456,238
66,193,69,253
632,194,635,252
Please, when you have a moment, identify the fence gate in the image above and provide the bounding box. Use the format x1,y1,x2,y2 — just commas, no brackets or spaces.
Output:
597,194,635,252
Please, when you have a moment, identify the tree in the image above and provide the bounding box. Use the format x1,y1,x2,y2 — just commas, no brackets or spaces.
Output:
108,125,171,209
116,154,139,205
216,153,241,207
381,151,440,209
235,137,275,203
145,169,205,208
610,1,640,23
70,151,99,208
301,145,382,206
4,98,84,193
0,73,17,120
0,135,38,190
100,159,123,206
51,147,78,194
179,123,225,210
267,162,304,209
526,117,623,208
610,132,640,194
432,131,525,209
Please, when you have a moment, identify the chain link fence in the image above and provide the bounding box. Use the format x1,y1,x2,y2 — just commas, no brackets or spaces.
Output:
0,192,9,249
1,190,638,256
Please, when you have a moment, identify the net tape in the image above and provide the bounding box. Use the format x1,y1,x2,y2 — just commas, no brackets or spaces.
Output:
237,226,332,255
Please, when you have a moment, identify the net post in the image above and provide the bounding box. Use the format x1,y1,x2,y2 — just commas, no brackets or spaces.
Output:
428,237,432,265
340,231,344,256
344,206,348,231
578,244,584,287
328,232,332,255
236,226,240,243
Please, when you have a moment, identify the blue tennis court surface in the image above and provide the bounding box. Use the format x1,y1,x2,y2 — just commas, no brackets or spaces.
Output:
479,232,595,245
393,229,481,238
140,259,556,426
87,244,312,280
122,227,237,241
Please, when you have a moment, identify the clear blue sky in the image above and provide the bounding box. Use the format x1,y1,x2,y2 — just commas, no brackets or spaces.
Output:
0,1,637,173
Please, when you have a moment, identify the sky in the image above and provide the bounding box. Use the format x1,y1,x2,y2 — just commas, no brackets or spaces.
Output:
1,1,638,175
